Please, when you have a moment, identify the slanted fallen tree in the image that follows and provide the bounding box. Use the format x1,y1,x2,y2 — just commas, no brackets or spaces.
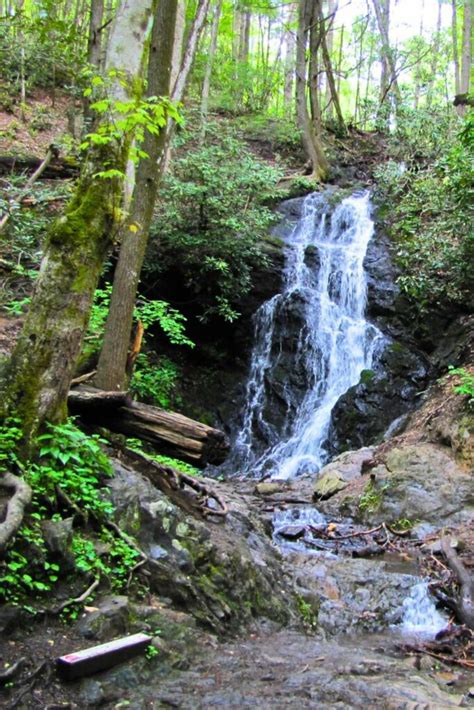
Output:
68,385,230,467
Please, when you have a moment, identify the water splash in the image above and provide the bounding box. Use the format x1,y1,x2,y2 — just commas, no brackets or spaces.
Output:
234,190,384,479
400,581,448,638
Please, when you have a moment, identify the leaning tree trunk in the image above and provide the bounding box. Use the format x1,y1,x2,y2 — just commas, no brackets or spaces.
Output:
200,0,223,138
296,0,328,179
283,3,296,109
94,0,178,392
94,0,210,393
317,0,345,134
0,0,154,450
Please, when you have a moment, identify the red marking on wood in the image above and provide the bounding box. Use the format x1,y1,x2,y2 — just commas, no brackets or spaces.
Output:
56,633,151,681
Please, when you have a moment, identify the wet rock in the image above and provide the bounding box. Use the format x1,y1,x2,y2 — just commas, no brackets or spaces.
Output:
254,482,289,496
328,339,430,454
0,604,23,634
324,443,473,526
373,444,474,525
76,596,130,641
289,554,418,635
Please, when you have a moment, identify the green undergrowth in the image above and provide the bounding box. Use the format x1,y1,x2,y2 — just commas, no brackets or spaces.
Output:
0,419,141,610
374,110,473,311
125,437,200,477
447,366,474,411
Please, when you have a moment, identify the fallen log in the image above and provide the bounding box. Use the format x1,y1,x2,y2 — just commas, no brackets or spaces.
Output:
0,154,78,179
68,386,229,467
68,384,132,410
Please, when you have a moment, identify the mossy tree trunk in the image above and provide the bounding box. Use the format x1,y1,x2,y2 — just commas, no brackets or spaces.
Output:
0,0,155,452
0,152,124,450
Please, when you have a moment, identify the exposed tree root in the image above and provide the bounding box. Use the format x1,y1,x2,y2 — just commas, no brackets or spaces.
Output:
0,472,32,555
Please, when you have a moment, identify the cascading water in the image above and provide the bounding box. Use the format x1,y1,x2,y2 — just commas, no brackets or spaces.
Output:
400,581,447,638
234,190,384,479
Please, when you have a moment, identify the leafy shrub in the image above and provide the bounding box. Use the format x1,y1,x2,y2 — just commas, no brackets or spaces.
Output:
374,112,473,308
148,128,282,321
0,420,139,604
130,354,181,408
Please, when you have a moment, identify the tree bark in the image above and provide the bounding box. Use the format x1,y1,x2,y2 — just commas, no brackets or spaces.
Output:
323,0,337,120
317,0,345,133
94,0,210,393
200,0,223,137
296,0,328,179
0,0,154,450
87,0,105,69
94,0,178,393
283,3,297,108
452,0,461,98
372,0,400,118
458,0,473,115
426,0,442,109
70,397,230,467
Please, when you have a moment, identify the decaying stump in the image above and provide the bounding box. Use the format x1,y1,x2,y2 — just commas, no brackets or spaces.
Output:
68,385,230,467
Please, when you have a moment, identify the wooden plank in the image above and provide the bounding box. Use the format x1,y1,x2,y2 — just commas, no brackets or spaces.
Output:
56,633,151,681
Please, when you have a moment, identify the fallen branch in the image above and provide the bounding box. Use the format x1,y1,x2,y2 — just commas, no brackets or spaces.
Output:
7,660,51,710
0,145,58,234
120,447,228,519
440,536,474,629
70,370,97,386
50,577,100,615
0,472,32,555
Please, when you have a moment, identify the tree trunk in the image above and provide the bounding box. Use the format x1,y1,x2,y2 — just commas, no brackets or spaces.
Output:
87,0,105,68
426,0,442,109
372,0,400,118
458,0,472,115
296,0,328,179
283,3,296,108
452,0,461,98
94,0,210,393
323,0,337,120
200,0,223,137
94,0,178,393
317,0,345,133
0,0,154,450
70,397,230,467
308,1,322,133
414,0,425,109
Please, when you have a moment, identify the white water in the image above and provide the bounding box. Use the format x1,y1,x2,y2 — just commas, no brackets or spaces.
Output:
400,581,448,638
235,190,383,479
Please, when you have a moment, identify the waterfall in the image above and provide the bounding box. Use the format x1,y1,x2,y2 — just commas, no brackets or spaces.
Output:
400,581,447,638
234,190,384,479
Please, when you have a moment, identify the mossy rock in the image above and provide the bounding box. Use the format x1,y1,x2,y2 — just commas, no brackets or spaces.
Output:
313,471,348,501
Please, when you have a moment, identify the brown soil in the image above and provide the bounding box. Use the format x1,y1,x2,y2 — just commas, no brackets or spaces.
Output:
0,89,72,159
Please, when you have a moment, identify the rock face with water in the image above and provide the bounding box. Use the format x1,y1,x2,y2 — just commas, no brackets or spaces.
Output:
227,189,433,480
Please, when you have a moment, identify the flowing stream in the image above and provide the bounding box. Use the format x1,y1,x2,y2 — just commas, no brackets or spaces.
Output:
234,190,384,479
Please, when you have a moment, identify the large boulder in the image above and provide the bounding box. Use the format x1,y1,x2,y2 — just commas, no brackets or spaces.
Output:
106,460,297,636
